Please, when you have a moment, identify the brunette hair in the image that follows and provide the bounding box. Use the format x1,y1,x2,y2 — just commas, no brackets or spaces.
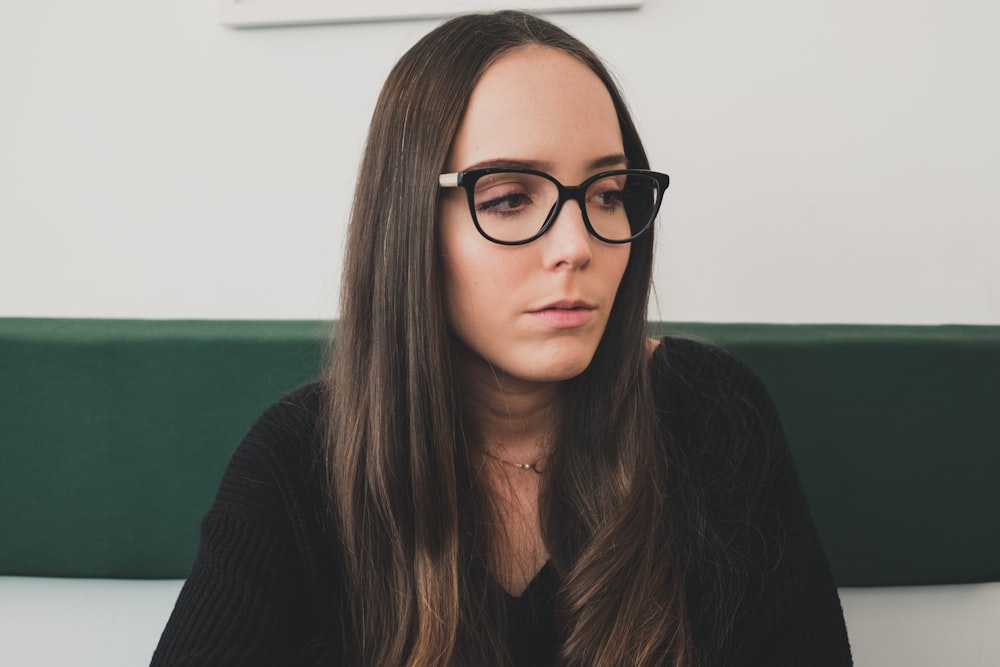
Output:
325,10,701,666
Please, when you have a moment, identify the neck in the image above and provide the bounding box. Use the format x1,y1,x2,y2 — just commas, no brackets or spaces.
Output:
455,347,560,461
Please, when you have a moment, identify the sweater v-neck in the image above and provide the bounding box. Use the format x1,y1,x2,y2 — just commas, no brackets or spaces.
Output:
504,560,560,666
503,559,555,601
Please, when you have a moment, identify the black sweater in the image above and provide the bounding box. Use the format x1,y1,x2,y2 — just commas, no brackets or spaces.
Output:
153,337,852,665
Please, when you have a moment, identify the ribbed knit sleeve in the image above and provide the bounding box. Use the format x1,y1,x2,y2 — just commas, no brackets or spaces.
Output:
651,337,853,665
732,404,853,666
151,385,342,666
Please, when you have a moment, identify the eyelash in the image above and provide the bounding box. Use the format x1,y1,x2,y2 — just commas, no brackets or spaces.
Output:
476,191,534,216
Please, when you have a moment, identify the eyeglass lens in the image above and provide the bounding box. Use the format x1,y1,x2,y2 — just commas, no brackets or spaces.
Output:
470,172,660,243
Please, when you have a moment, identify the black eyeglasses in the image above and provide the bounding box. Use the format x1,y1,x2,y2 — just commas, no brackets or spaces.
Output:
438,168,670,245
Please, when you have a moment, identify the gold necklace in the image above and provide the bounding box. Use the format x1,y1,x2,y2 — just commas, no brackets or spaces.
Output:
482,449,555,474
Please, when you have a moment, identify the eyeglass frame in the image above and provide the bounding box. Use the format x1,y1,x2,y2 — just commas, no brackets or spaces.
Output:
438,167,670,246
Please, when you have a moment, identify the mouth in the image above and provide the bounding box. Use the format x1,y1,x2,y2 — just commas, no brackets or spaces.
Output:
528,300,597,328
532,299,596,313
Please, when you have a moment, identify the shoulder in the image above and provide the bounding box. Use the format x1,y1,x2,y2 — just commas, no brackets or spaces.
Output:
647,334,788,491
248,381,326,437
648,335,777,423
232,381,325,466
648,334,759,386
210,382,328,522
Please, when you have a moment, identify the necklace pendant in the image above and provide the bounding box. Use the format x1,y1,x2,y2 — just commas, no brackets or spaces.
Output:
483,450,554,474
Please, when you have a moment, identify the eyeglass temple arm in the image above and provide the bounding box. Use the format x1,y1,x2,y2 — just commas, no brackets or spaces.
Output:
439,173,460,188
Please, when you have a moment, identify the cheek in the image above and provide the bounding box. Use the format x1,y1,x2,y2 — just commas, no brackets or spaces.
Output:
442,241,510,334
604,245,631,300
442,254,478,327
440,209,492,333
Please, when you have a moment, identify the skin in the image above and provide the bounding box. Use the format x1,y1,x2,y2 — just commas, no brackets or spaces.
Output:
440,44,631,439
438,46,633,594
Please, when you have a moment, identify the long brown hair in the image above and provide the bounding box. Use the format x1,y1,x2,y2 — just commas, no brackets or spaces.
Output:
325,10,695,665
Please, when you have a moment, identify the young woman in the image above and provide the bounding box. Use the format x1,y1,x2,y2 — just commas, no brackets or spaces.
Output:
154,10,851,666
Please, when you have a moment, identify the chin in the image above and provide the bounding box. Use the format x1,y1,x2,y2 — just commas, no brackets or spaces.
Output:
527,344,599,382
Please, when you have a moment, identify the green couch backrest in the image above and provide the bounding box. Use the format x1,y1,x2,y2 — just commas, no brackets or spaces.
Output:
2,318,998,586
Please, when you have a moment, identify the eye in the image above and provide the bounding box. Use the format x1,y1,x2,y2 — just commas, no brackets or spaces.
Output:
473,174,547,218
476,190,534,216
587,182,625,212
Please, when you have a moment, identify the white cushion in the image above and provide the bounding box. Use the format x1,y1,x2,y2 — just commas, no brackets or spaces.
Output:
2,576,999,666
0,576,182,667
840,582,1000,666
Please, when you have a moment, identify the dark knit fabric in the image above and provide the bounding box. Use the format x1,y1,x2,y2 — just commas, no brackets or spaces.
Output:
152,337,852,665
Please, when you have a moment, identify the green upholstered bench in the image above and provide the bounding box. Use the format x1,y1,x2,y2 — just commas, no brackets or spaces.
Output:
2,318,999,664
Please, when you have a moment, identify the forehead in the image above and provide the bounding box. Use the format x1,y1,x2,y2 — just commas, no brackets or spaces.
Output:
446,46,624,175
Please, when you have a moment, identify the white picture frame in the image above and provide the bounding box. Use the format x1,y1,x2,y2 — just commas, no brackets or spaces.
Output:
219,0,643,28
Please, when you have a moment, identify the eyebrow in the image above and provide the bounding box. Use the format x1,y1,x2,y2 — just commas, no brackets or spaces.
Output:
459,153,630,173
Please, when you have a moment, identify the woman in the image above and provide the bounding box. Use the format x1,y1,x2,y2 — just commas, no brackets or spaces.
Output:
153,10,851,666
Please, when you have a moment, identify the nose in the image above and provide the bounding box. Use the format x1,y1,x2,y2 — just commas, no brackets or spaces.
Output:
540,199,592,270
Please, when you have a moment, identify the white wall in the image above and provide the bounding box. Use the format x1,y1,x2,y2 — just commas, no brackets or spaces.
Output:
2,0,997,324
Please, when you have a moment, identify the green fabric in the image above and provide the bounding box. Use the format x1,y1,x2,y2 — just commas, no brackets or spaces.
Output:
2,318,998,586
650,323,1000,587
1,319,327,579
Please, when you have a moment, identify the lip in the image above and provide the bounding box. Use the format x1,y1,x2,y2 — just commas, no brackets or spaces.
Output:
527,300,597,329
